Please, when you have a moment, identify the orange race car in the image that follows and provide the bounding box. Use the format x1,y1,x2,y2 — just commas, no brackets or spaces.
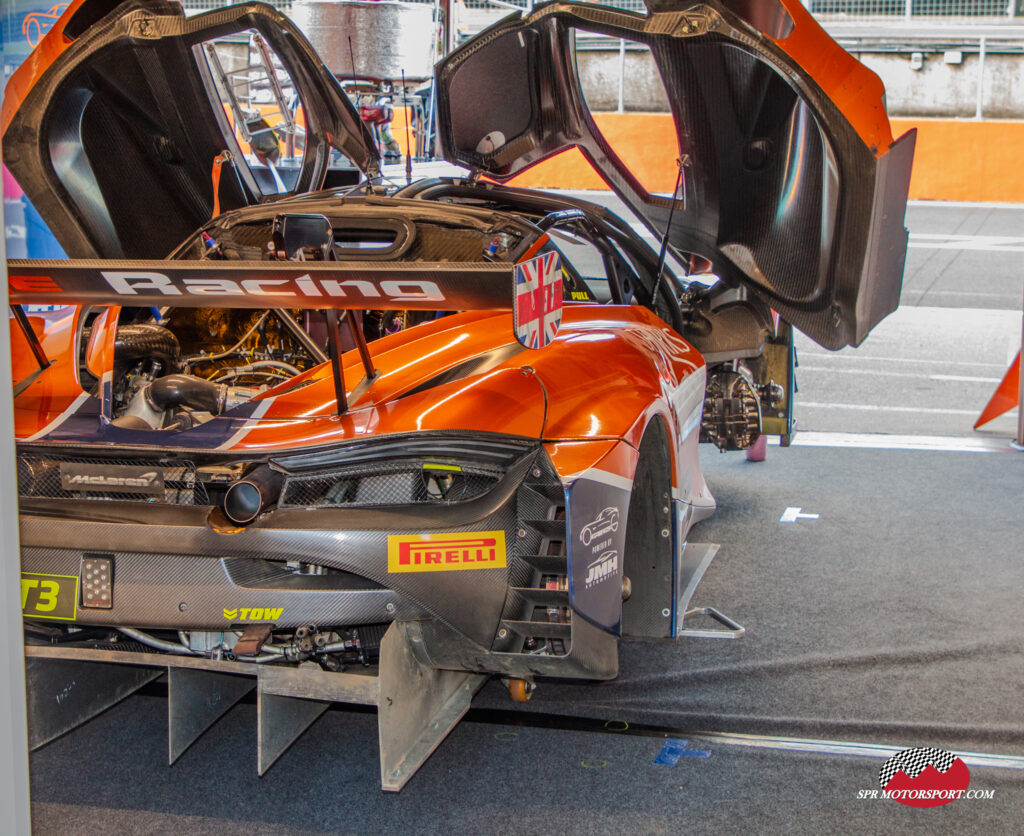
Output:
4,0,914,789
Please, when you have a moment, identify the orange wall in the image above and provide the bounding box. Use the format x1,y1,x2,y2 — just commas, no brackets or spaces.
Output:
890,118,1024,203
391,108,1024,203
508,113,677,193
503,115,1024,204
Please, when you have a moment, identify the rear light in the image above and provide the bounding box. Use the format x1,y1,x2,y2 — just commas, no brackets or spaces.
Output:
80,554,113,609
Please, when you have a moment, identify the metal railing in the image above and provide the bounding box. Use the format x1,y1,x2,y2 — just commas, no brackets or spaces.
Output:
441,0,1024,19
811,0,1020,20
181,0,1021,23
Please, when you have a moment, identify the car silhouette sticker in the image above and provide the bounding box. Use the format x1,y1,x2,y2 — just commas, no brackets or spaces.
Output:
22,4,68,48
579,507,620,546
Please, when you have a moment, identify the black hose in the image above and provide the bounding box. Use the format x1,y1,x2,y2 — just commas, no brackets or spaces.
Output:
147,374,225,414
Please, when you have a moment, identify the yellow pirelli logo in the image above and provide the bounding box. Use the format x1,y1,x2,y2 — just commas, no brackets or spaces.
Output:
387,531,507,573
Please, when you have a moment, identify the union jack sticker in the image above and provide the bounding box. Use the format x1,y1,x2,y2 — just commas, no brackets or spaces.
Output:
514,252,562,350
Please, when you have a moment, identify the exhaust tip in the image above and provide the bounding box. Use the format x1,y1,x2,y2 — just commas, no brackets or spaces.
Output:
224,481,262,525
223,467,282,525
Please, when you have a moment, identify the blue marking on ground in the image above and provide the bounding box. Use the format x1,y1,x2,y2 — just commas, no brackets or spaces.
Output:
654,738,712,765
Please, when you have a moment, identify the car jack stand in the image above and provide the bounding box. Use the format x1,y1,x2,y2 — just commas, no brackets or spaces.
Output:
24,622,487,791
679,607,745,639
674,542,745,639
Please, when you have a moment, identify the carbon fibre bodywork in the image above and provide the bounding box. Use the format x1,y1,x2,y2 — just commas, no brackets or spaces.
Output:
435,0,915,350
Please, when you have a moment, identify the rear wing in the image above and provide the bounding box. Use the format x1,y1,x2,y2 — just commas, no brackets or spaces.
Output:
8,255,563,413
7,259,513,311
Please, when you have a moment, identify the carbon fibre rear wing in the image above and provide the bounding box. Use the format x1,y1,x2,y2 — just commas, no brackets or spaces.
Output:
7,255,563,413
7,259,512,310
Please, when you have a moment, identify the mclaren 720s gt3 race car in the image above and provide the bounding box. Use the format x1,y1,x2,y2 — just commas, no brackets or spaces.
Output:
5,0,914,789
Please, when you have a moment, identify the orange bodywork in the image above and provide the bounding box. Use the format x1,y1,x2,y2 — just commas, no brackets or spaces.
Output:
11,302,708,492
0,0,84,135
770,0,893,154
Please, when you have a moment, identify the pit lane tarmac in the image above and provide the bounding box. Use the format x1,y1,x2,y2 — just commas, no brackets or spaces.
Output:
121,679,1024,771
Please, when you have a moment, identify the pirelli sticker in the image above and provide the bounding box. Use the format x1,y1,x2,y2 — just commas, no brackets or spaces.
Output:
387,531,507,573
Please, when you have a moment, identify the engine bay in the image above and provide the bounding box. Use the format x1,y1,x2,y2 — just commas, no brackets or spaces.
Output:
64,189,794,444
81,307,327,431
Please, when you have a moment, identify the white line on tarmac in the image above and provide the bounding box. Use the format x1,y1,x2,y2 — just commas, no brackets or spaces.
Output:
908,199,1024,210
550,192,1024,212
909,290,1020,300
681,729,1024,770
627,221,1024,252
911,233,1024,242
796,365,1001,383
930,373,1004,383
770,431,1014,453
909,240,1024,252
797,352,1006,369
798,402,980,415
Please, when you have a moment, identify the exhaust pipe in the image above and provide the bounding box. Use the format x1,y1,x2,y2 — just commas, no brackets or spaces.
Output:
223,466,283,525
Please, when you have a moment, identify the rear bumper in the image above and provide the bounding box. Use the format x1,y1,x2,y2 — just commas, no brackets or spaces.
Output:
18,454,527,645
20,545,423,630
18,445,619,679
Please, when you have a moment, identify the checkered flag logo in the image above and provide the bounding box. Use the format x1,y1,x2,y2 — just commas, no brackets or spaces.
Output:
879,747,957,788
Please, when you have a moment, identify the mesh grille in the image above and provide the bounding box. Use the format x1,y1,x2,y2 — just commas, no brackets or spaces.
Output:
18,452,207,506
281,462,501,508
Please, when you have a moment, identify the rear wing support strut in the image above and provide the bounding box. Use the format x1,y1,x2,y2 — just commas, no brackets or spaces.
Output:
325,309,347,414
10,305,49,370
324,309,378,416
10,304,54,397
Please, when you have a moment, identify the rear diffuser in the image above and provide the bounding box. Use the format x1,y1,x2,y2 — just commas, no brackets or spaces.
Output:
24,622,486,791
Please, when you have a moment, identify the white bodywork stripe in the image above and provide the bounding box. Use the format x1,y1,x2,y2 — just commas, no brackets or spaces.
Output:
215,397,277,450
797,402,979,416
564,467,634,492
679,403,703,440
23,392,91,442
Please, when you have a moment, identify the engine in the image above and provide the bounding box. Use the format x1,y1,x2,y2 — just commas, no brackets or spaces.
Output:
91,308,323,430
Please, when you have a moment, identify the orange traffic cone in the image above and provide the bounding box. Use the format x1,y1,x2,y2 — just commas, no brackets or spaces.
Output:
974,350,1021,429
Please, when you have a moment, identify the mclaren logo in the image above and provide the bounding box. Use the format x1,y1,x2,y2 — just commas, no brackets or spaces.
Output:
65,471,159,488
101,271,445,304
387,531,508,573
223,608,284,621
59,463,165,495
